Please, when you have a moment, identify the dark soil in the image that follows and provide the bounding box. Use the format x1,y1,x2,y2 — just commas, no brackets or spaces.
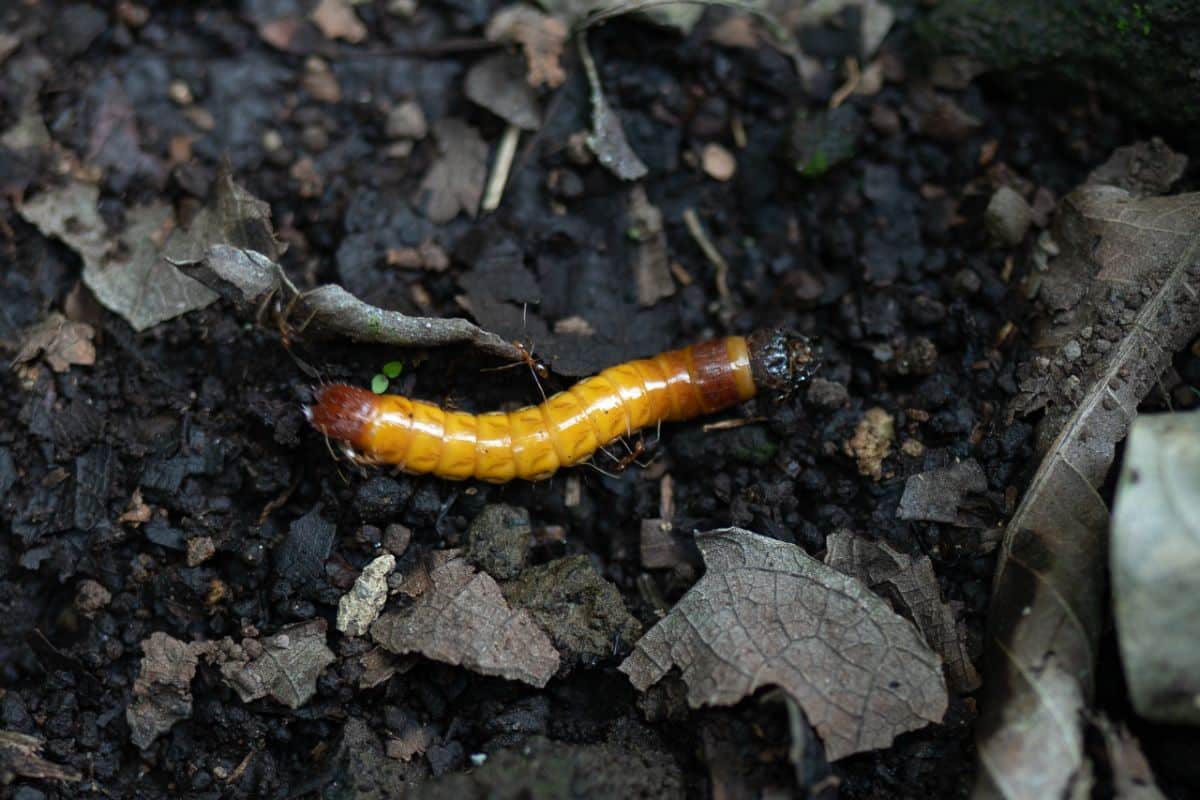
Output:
0,2,1195,799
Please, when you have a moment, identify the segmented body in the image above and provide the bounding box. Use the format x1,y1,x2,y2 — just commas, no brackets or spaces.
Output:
308,330,814,483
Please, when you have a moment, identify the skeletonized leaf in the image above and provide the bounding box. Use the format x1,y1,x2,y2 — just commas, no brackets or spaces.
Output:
977,187,1200,799
825,531,980,692
620,528,948,760
370,555,560,687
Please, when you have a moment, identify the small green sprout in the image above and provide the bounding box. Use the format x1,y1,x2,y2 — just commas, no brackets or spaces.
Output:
371,361,404,394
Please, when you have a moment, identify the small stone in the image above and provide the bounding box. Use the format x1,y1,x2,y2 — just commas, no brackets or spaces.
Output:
386,100,428,141
168,80,193,105
807,378,849,410
985,186,1033,247
337,554,397,637
1063,340,1082,361
186,536,216,566
261,129,283,152
701,143,736,181
383,524,412,556
954,268,982,295
466,504,531,580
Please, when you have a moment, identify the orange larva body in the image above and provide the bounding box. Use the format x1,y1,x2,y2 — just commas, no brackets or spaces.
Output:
308,331,814,483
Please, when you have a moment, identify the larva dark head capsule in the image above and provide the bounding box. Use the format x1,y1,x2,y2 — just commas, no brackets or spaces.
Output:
747,328,818,395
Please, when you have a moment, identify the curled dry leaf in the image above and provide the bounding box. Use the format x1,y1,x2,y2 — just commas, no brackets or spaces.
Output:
978,186,1200,798
1111,411,1200,725
12,312,95,373
416,118,489,223
825,531,980,692
370,555,560,687
620,528,948,760
161,178,523,362
486,4,569,88
578,32,647,181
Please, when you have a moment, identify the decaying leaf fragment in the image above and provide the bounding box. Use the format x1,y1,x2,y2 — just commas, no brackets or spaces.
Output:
370,555,560,687
977,185,1200,798
126,631,211,749
415,118,489,223
620,528,948,760
1111,410,1200,725
12,312,95,373
486,4,569,88
212,619,335,709
825,531,980,692
16,179,223,331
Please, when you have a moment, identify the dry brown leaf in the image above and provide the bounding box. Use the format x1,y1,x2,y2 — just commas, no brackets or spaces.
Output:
978,185,1200,798
17,181,221,331
897,459,988,526
212,619,335,709
12,312,95,373
0,730,82,783
486,4,569,88
310,0,367,42
825,531,980,692
620,528,948,760
370,556,560,687
464,52,541,130
415,118,488,224
126,632,212,749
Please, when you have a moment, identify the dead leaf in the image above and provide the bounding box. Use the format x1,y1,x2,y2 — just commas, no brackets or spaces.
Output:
1111,411,1200,725
978,184,1200,797
127,631,211,749
578,32,647,181
896,459,987,526
465,52,541,130
620,528,948,760
370,555,560,687
0,730,82,783
415,119,488,224
627,186,674,307
16,181,220,331
845,407,894,480
162,168,283,266
338,553,397,637
486,5,569,89
12,313,95,373
213,619,335,709
825,531,980,692
310,0,367,42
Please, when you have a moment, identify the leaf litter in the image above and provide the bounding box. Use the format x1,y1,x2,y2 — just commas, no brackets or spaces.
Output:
16,179,220,331
977,146,1200,797
11,312,95,373
370,553,561,687
825,530,980,692
415,118,489,224
620,528,948,760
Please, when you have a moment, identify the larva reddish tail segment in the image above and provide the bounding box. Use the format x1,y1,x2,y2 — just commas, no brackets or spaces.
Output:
308,330,815,483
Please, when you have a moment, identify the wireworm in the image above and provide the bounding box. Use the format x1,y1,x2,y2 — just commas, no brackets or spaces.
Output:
307,329,815,482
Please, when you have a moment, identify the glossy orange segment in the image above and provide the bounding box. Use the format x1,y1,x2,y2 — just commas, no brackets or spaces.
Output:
309,336,758,482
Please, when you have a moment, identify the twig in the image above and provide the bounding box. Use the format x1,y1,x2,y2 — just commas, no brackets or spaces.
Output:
682,208,734,321
481,123,521,213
